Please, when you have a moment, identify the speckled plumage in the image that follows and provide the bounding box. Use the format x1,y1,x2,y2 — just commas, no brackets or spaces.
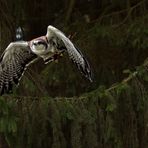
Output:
46,26,92,82
0,42,37,95
0,25,92,95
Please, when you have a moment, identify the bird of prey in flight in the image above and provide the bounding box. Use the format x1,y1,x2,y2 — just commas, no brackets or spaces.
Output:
0,25,92,95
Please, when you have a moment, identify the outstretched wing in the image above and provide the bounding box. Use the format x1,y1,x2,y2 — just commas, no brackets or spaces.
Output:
46,25,92,82
0,41,37,95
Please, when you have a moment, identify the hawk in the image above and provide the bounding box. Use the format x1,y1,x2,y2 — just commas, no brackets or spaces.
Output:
0,25,92,95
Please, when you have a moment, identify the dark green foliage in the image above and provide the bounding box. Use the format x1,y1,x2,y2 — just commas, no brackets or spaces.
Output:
0,59,147,148
0,98,17,146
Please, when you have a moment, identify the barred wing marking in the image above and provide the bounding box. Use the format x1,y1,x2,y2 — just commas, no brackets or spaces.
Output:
46,25,92,82
0,41,37,95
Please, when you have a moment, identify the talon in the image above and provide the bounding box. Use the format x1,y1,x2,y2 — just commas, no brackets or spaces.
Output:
44,57,54,64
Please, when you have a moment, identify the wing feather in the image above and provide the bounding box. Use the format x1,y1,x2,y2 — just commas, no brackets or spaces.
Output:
46,25,92,82
0,41,37,95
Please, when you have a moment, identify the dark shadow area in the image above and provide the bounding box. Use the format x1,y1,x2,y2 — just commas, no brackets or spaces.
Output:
0,0,148,148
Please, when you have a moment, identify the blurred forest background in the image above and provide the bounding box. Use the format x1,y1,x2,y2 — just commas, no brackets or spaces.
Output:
0,0,148,148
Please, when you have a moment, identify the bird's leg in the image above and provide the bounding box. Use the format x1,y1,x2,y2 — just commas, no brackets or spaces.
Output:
44,51,64,64
44,50,64,64
44,57,54,64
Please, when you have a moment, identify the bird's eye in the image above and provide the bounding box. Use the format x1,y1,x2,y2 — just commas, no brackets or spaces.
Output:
33,42,37,45
33,41,44,45
39,41,45,44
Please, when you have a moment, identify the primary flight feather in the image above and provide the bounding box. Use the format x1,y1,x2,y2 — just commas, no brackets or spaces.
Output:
0,25,92,95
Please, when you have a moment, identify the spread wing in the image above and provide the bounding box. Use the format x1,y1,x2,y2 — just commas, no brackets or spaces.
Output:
0,41,37,95
46,25,93,82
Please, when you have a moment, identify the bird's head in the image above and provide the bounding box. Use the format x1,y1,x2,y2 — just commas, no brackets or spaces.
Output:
32,38,48,50
30,37,48,55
